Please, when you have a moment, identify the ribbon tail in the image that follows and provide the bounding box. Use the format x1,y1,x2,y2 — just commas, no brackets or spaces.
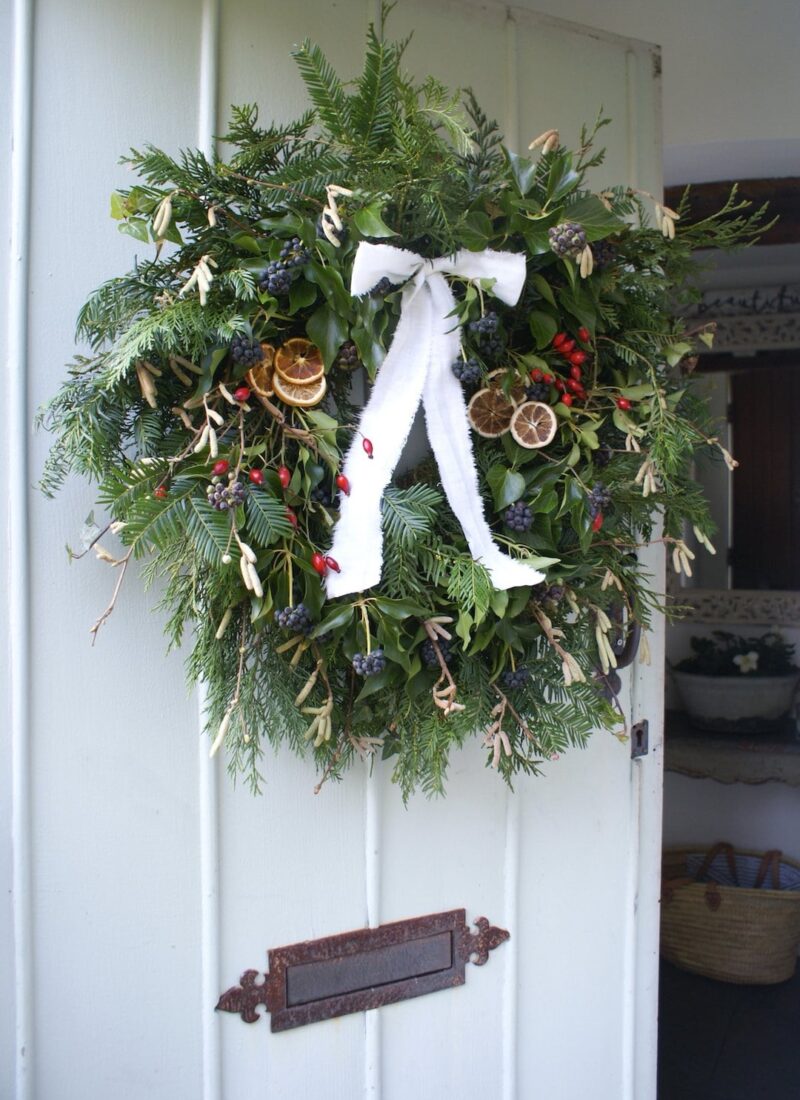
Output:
423,275,545,591
325,288,432,598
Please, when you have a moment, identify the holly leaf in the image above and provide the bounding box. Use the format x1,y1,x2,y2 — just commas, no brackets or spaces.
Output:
353,202,397,238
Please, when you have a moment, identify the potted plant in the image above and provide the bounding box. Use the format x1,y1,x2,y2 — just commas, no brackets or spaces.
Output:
672,631,800,732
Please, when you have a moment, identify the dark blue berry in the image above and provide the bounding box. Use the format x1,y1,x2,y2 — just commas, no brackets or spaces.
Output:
337,341,361,370
525,382,550,401
352,649,386,677
452,358,482,388
587,483,612,518
421,638,452,669
275,602,313,635
206,479,246,512
504,500,533,533
230,335,263,367
370,276,395,298
502,666,530,690
594,443,613,468
548,222,587,259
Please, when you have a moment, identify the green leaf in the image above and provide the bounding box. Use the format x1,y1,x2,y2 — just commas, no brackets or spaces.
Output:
505,148,537,196
110,192,127,220
306,304,349,369
562,194,625,241
353,202,397,238
355,663,401,702
288,279,318,314
312,603,355,637
455,608,474,648
119,218,149,243
529,310,557,349
459,211,493,250
531,273,556,306
487,465,526,510
245,490,294,547
373,596,429,619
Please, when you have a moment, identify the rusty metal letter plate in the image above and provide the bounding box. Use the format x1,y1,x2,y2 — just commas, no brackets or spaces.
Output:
216,908,509,1032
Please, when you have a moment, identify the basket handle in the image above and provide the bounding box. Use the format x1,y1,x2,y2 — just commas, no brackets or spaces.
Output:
754,849,783,890
694,841,738,886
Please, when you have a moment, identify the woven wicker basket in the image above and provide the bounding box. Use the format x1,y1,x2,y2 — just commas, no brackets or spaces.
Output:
661,843,800,984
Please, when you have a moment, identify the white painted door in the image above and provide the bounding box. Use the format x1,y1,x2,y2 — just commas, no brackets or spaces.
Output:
2,2,664,1098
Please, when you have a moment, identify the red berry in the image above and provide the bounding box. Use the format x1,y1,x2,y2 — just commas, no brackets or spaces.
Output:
335,474,351,496
153,485,167,500
567,378,582,394
560,339,575,355
362,437,374,459
578,327,591,343
286,508,298,528
543,373,554,384
311,552,328,576
233,386,251,402
569,367,582,383
325,555,341,573
249,468,265,486
277,465,291,489
555,379,566,393
569,351,587,368
592,512,604,533
561,393,573,407
531,368,543,383
552,332,567,348
212,459,230,476
616,398,632,411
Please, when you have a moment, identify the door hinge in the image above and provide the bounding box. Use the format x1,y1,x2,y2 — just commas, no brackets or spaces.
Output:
631,719,649,759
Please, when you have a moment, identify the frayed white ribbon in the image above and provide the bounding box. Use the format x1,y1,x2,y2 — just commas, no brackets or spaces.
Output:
325,241,545,598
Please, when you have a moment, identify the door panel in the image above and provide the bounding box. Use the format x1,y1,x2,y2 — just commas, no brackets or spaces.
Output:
3,1,664,1097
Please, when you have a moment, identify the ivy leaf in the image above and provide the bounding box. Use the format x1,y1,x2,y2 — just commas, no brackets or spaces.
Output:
459,211,493,250
119,218,149,243
306,304,349,369
504,148,537,196
487,465,526,510
312,603,355,637
245,490,294,547
373,596,429,619
353,202,397,238
562,194,625,241
355,663,401,702
288,278,318,314
455,608,474,648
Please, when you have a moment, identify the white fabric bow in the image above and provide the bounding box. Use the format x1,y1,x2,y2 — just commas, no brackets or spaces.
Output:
325,241,546,598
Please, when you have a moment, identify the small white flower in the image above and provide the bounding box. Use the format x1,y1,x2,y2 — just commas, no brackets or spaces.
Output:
733,651,759,674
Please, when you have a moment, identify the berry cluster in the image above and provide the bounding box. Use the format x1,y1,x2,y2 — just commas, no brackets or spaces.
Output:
587,483,612,518
352,649,386,677
594,442,613,468
502,666,530,690
468,310,504,360
592,240,618,270
311,484,338,507
548,221,587,259
275,603,313,635
451,357,482,388
230,335,263,367
206,479,246,511
258,238,309,298
525,381,550,401
504,500,533,533
421,638,452,669
371,276,395,298
337,341,361,370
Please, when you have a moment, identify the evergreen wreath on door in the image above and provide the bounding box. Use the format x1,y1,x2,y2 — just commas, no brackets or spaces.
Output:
40,23,767,797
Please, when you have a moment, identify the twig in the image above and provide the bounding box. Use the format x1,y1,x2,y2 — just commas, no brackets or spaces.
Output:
423,618,464,717
89,548,133,645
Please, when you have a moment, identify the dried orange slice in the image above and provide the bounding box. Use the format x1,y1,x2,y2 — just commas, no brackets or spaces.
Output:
274,337,324,386
509,401,558,449
273,372,327,408
246,343,276,399
467,387,515,437
487,368,527,406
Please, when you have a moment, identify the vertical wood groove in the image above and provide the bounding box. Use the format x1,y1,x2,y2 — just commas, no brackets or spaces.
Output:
198,4,222,1099
9,2,35,1097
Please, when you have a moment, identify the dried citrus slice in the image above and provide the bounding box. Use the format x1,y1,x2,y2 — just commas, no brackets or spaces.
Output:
273,372,327,408
246,343,276,398
487,368,527,406
467,387,515,437
274,337,324,386
509,401,558,449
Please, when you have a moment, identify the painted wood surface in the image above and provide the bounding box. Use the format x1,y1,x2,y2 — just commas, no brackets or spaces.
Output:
2,2,663,1097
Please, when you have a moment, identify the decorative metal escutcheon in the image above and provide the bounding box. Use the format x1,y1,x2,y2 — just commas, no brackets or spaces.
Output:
216,908,509,1032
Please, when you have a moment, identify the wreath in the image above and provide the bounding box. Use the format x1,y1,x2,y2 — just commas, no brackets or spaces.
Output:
40,27,766,797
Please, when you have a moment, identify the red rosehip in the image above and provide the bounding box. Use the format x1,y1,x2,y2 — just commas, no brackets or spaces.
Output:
561,393,574,407
212,459,230,476
277,465,291,489
555,379,566,393
286,508,298,528
569,367,582,383
543,373,554,384
335,474,351,496
560,339,576,355
153,485,167,500
552,332,567,348
362,437,374,459
531,368,543,383
592,512,604,533
569,351,587,368
567,378,582,394
616,397,632,411
233,386,251,402
248,467,265,486
578,327,591,343
325,555,341,573
311,552,328,576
